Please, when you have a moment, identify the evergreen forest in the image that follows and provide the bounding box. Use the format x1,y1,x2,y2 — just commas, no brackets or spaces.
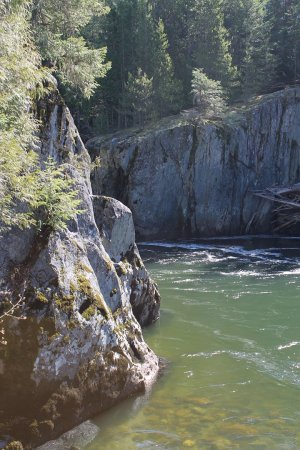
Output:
2,0,300,138
52,0,300,134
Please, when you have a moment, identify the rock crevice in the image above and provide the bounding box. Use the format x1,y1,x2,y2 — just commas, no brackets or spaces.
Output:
89,88,300,238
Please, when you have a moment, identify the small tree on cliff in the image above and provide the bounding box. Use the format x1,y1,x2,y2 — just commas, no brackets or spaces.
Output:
191,68,227,116
30,158,82,233
122,69,154,127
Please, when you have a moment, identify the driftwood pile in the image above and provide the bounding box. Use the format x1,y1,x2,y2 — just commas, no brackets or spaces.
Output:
255,183,300,231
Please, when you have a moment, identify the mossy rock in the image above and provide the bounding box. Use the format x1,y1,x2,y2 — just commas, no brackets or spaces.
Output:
82,305,97,320
5,441,24,450
75,271,111,319
35,291,49,304
54,293,75,315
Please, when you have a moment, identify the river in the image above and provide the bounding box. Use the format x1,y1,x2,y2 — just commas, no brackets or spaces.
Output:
70,237,300,449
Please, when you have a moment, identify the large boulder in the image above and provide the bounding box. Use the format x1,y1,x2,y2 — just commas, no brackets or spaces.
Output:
93,196,160,326
0,90,160,448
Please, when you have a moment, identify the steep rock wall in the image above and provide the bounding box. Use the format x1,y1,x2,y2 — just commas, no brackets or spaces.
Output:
89,88,300,239
0,91,160,448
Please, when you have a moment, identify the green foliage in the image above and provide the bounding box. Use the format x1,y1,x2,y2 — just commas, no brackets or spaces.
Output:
32,0,111,98
0,0,49,229
152,18,183,116
133,0,181,117
1,0,299,147
77,0,182,131
0,2,82,234
241,1,275,97
29,158,82,232
153,0,236,101
151,0,194,101
52,37,110,98
267,0,300,84
122,69,154,126
54,0,300,134
223,0,250,68
191,68,227,116
189,0,236,87
224,0,299,96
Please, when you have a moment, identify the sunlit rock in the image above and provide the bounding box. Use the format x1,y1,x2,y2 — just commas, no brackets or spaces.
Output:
0,90,160,448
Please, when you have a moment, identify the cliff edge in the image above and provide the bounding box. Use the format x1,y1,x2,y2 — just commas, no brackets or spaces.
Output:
89,88,300,239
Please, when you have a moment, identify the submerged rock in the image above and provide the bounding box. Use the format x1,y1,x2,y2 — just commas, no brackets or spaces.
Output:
0,91,160,448
88,87,300,239
35,420,100,450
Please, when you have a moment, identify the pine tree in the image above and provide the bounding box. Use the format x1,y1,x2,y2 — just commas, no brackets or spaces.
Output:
127,0,182,119
81,0,182,131
152,0,198,103
191,68,227,116
267,0,300,85
151,18,183,116
189,0,236,88
122,69,154,126
0,0,46,229
223,0,251,69
85,0,140,129
241,1,275,97
0,0,82,233
31,0,111,98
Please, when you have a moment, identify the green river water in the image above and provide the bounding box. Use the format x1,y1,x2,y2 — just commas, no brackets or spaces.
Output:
82,237,300,450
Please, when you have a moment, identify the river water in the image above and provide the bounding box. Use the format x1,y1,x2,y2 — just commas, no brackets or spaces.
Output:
83,237,300,450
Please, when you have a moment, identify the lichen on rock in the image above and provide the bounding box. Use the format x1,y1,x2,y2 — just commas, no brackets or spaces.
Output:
93,195,160,326
0,90,160,448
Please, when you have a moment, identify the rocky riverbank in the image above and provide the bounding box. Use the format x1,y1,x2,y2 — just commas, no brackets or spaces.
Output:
88,88,300,239
0,91,160,449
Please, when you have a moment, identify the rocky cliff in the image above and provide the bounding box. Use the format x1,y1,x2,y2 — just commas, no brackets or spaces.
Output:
88,88,300,239
0,91,160,449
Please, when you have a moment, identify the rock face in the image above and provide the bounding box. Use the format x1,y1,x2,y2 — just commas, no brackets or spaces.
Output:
93,196,160,326
89,88,300,239
0,91,160,448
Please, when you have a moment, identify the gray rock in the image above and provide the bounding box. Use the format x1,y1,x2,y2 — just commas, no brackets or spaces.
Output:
93,196,135,263
0,90,160,448
93,196,160,326
36,420,99,450
89,88,300,239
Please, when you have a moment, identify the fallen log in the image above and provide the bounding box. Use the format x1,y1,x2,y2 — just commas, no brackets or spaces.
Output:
254,183,300,231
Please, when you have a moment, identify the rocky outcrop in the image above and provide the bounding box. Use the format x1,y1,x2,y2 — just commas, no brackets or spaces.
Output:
88,88,300,239
0,91,160,448
93,196,160,326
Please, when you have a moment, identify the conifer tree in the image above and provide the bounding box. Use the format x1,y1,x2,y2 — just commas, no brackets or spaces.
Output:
0,0,46,229
189,0,236,88
31,0,111,98
152,0,197,102
241,1,275,96
83,0,181,130
223,0,250,69
147,17,182,117
267,0,300,84
191,68,227,116
125,0,182,120
122,69,154,126
0,0,82,233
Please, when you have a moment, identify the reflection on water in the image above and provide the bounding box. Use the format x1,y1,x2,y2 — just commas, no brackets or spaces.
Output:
82,237,300,450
